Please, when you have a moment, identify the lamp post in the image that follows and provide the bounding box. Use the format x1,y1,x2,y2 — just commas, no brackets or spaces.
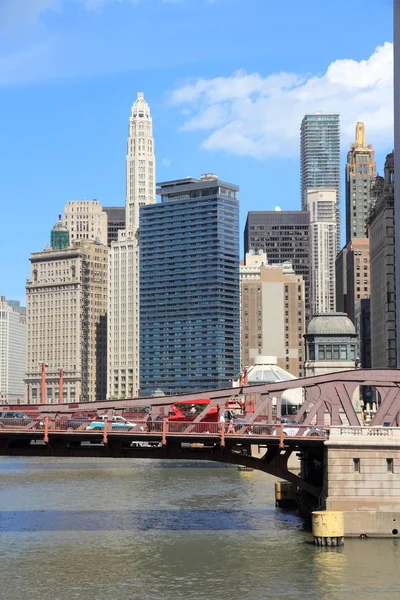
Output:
40,362,48,405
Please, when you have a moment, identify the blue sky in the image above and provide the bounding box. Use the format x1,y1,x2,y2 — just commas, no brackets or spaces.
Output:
0,0,394,303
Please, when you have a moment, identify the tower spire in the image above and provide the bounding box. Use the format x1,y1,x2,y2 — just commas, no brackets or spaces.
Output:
355,122,366,148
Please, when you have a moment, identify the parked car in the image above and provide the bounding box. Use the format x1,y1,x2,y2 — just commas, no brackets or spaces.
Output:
86,415,137,431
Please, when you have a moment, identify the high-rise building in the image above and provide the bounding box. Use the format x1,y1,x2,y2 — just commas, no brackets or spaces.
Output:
301,113,340,251
335,246,347,313
6,300,25,315
103,207,125,247
240,253,305,377
108,93,155,399
394,0,400,367
63,200,108,246
307,189,337,315
346,238,370,328
368,152,396,368
0,296,26,403
244,210,310,320
25,220,108,403
139,174,240,396
345,122,376,243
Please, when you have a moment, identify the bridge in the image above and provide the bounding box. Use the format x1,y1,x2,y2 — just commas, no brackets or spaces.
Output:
3,369,400,536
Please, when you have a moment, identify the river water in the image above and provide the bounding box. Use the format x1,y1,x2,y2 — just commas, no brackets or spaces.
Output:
0,456,399,600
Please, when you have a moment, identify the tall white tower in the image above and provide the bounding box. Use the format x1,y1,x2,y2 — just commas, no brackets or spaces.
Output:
307,189,337,315
108,93,156,399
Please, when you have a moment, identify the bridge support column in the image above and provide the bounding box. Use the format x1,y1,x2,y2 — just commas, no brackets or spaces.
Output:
325,428,400,537
312,511,344,546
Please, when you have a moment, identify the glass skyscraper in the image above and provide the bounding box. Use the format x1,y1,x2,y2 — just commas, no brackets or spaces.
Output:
139,174,240,396
300,113,340,251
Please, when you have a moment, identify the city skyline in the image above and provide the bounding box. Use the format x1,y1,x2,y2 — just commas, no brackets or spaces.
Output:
0,0,393,302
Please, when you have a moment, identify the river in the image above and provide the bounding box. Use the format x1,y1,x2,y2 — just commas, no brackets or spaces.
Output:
0,456,399,600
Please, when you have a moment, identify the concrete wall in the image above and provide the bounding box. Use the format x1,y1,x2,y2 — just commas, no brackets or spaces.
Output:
325,431,400,536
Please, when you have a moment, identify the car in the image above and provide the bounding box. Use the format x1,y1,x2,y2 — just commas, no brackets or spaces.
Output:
65,414,97,430
273,417,326,438
85,415,137,431
0,411,32,427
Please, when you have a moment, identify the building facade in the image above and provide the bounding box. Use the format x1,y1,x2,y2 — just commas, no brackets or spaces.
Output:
395,0,400,367
63,200,108,246
244,210,310,320
139,174,240,396
346,238,370,329
304,313,358,379
307,189,337,315
25,227,108,403
0,297,26,403
345,122,376,243
335,246,347,313
368,152,396,368
103,206,125,247
240,254,305,377
301,113,341,251
108,93,156,399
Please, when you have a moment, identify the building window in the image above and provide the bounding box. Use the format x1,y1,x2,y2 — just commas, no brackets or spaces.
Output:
387,458,394,473
353,458,360,473
318,345,325,360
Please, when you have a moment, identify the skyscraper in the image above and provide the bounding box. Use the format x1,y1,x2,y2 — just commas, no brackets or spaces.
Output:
301,113,340,251
345,122,376,243
0,296,26,403
63,200,108,246
139,174,240,396
103,207,125,247
244,210,310,321
394,0,400,367
368,152,396,368
108,93,155,399
307,189,337,314
240,253,305,377
25,220,108,403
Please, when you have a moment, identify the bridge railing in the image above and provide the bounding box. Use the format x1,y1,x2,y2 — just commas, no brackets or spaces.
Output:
329,426,400,438
0,417,329,442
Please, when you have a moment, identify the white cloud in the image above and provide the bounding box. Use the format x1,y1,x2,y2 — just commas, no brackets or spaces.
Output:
170,42,394,158
161,158,172,167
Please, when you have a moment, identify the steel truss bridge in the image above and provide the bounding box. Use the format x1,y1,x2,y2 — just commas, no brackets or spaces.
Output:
2,369,400,501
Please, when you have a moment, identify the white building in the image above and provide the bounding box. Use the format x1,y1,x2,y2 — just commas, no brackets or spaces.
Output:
0,297,26,403
307,189,337,314
63,199,108,246
108,93,156,399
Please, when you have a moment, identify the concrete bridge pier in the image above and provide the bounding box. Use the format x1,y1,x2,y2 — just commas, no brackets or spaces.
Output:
323,427,400,538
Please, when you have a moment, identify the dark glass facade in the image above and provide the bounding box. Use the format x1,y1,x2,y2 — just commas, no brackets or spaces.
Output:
300,113,341,251
244,210,311,322
139,177,240,396
103,206,126,247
